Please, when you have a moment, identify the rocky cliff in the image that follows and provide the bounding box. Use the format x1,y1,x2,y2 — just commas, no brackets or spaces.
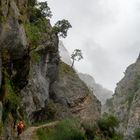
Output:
105,54,140,140
50,62,101,124
0,0,101,139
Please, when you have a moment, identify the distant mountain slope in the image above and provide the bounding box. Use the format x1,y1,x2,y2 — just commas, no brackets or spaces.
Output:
78,73,113,104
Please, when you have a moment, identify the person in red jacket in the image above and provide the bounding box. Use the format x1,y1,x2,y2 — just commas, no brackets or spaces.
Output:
17,120,25,136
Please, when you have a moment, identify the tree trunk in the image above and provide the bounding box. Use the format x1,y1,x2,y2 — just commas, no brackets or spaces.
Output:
71,59,74,68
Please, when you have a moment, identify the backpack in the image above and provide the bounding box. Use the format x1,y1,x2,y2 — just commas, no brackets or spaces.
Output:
17,123,24,130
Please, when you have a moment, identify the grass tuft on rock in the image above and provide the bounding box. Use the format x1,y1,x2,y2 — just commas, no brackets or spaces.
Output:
59,62,76,76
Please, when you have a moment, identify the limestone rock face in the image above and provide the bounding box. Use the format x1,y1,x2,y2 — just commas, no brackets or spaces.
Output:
20,35,59,122
0,0,28,59
50,62,101,124
0,0,59,123
0,0,29,139
1,114,15,140
105,54,140,140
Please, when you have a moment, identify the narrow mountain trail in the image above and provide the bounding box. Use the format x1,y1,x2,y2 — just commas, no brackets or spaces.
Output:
19,121,59,140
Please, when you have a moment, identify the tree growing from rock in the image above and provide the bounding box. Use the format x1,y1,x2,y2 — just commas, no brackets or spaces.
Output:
28,0,37,6
38,1,52,18
53,19,72,38
29,1,52,22
71,49,83,68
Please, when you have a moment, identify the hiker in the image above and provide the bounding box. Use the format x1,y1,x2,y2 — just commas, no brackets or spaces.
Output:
17,120,25,136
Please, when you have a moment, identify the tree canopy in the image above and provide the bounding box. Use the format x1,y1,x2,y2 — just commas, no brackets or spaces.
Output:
53,19,72,38
71,49,83,67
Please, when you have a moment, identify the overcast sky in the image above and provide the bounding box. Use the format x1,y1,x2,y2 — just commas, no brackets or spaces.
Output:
40,0,140,91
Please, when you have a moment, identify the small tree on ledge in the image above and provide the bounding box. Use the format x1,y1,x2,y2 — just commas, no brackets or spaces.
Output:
71,49,83,68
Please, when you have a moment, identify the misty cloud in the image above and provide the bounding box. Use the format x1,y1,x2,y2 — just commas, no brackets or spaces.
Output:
40,0,140,91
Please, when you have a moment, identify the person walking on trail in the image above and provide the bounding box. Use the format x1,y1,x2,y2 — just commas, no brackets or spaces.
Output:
17,120,25,136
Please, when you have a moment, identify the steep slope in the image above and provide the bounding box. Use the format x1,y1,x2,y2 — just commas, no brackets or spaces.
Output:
59,42,113,105
50,62,101,124
105,54,140,139
78,73,113,105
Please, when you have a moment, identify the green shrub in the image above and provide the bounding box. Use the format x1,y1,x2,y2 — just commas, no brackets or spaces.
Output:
134,128,140,140
25,18,50,47
2,71,20,122
46,100,58,120
36,119,86,140
59,62,76,76
30,51,40,63
97,113,123,139
4,75,20,111
4,75,20,110
52,119,86,140
98,114,119,133
36,128,48,140
82,123,97,139
24,23,41,46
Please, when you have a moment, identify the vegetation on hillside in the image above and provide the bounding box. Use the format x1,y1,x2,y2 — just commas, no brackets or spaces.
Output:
25,0,72,50
134,128,140,140
35,114,123,140
59,61,76,76
36,119,86,140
